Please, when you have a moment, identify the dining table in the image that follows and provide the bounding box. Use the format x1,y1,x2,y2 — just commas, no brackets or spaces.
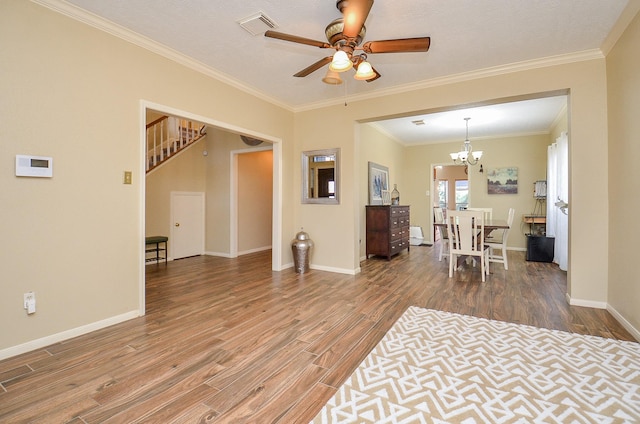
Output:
434,219,510,232
434,219,510,269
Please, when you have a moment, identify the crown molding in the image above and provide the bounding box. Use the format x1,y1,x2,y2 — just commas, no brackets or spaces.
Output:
293,49,603,112
32,0,606,115
600,1,640,56
550,102,568,134
366,122,406,146
31,0,295,112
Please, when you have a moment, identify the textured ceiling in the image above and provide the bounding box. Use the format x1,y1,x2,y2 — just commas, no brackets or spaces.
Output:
53,0,628,142
372,95,568,146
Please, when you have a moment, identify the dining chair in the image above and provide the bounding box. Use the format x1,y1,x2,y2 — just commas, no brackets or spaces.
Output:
460,207,491,268
447,209,490,282
486,207,515,270
433,207,449,261
467,207,493,221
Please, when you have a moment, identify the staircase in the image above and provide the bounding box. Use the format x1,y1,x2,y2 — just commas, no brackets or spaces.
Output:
146,115,206,172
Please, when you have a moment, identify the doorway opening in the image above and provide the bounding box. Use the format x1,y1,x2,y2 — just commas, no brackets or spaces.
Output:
139,100,283,315
430,164,468,244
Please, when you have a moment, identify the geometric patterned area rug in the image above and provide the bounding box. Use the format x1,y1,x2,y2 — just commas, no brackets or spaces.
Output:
312,306,640,423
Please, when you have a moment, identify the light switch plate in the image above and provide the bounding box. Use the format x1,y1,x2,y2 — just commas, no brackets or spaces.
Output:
123,171,132,184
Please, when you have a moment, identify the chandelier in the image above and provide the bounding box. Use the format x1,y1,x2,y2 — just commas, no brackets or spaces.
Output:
450,117,483,166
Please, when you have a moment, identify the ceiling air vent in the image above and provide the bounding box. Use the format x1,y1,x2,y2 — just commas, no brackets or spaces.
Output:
238,12,278,36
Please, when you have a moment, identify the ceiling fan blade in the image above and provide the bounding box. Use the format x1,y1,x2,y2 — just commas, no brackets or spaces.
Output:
339,0,374,39
265,30,332,49
366,67,381,82
293,56,333,77
362,37,431,54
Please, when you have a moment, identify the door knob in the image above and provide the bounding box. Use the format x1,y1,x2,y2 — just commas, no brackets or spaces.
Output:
175,223,180,227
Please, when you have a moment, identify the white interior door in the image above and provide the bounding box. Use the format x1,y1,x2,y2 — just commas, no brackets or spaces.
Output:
170,191,205,259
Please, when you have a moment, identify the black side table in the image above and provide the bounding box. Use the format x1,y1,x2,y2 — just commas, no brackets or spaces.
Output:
145,236,168,264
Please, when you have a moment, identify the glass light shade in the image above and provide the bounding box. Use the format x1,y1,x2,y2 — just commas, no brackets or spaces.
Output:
472,151,483,160
354,61,375,80
458,151,468,161
322,69,343,85
450,153,458,160
329,50,353,72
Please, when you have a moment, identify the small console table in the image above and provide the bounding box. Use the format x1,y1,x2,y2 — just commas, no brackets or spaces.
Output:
523,215,546,236
145,236,168,264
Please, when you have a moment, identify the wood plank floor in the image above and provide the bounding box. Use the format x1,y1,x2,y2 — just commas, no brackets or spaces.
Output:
1,245,636,423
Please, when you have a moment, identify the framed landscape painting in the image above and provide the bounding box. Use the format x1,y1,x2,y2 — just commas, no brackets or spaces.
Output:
488,167,518,194
368,162,389,205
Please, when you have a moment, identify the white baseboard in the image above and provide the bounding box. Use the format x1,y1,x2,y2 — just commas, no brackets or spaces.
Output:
205,251,234,258
566,293,608,309
310,264,360,275
0,310,140,361
565,293,640,342
606,305,640,342
238,246,272,256
206,247,271,258
284,261,360,275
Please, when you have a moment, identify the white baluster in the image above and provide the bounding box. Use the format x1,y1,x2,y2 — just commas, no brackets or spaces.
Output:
153,125,158,166
146,128,150,171
160,120,165,161
181,122,184,145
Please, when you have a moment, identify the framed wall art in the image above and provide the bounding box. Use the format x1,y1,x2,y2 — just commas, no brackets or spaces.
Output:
368,161,389,205
488,167,518,194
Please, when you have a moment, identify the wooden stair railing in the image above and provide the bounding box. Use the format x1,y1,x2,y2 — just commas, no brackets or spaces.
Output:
146,116,206,172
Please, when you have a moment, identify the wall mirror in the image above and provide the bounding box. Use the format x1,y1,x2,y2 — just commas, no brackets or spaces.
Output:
302,148,340,204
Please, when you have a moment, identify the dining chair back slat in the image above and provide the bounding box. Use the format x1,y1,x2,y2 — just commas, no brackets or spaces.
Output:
434,207,449,261
467,207,493,221
447,209,490,282
486,207,515,270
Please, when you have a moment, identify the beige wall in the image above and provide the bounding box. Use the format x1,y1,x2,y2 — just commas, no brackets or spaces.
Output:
358,124,406,260
292,109,367,272
145,132,272,259
146,139,208,256
466,134,551,249
295,58,610,307
0,1,293,353
399,133,550,249
238,151,273,253
205,128,274,257
2,1,639,356
607,10,640,333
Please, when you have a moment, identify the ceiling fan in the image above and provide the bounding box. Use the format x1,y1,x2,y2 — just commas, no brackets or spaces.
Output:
264,0,430,83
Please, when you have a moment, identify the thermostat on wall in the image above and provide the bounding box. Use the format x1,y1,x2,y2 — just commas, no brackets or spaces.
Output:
16,155,53,177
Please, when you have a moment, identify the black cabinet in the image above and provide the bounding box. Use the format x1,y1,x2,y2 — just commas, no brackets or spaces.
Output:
526,235,554,262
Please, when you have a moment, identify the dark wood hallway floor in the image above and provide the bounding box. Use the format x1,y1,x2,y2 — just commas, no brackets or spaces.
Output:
0,244,635,423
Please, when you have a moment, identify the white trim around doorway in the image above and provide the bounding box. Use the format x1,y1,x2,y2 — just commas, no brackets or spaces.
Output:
139,100,284,316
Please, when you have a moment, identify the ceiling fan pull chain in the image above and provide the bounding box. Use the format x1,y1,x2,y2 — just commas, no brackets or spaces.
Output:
344,78,348,106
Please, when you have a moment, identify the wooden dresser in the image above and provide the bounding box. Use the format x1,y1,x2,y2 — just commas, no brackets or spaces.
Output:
365,205,410,260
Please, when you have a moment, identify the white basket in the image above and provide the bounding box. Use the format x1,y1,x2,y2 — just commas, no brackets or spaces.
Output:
409,226,424,246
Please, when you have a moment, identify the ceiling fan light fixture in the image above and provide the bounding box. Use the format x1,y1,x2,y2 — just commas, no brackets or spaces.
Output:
354,60,375,80
322,69,343,85
329,50,353,72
